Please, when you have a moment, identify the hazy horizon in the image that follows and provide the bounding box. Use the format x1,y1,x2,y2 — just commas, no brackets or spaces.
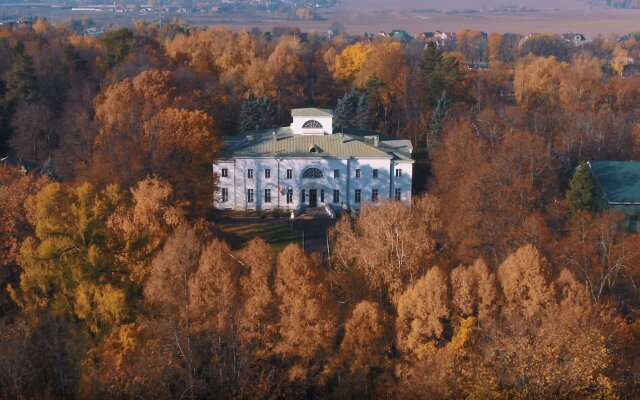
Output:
2,0,640,35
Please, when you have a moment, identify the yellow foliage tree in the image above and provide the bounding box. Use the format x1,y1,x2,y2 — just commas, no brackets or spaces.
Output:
333,42,372,84
514,54,567,108
396,266,450,356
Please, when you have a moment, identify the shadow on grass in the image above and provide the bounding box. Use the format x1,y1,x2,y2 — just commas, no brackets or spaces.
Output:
216,220,303,253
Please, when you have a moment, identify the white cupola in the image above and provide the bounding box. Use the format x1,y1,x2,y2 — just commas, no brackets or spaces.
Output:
290,108,334,135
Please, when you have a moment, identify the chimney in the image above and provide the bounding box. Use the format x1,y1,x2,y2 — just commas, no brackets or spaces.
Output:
272,130,277,154
373,135,379,147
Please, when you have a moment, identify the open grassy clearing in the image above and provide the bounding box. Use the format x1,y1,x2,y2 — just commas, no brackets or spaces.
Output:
216,220,302,252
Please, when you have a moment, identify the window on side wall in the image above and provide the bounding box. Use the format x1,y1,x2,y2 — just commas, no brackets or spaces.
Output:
395,188,401,201
356,169,361,178
334,169,340,178
373,169,378,178
264,189,271,203
372,189,378,202
395,169,402,177
286,189,293,204
265,169,271,178
221,168,228,177
355,189,361,203
247,169,254,179
333,189,340,203
221,188,228,202
247,189,254,203
286,169,292,179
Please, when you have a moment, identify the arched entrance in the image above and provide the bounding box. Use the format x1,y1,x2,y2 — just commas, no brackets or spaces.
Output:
301,167,326,208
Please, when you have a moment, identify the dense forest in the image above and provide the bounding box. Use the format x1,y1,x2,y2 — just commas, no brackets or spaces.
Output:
1,19,640,399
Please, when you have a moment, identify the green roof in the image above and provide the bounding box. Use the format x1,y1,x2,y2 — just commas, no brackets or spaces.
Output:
291,108,334,117
221,127,413,161
588,161,640,204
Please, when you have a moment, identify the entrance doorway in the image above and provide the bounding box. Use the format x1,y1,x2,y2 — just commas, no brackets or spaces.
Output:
309,189,317,207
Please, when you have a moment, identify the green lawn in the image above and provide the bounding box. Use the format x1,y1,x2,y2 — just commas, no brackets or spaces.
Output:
216,221,302,252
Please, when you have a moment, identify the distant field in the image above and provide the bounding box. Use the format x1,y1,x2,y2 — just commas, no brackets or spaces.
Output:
3,0,640,35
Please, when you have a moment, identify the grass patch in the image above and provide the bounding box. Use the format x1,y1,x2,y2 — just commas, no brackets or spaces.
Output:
217,221,302,252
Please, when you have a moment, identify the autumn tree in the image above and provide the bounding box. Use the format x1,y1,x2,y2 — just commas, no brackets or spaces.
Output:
9,101,56,162
611,44,630,76
431,119,557,263
145,223,204,397
10,183,137,335
487,246,620,398
514,54,566,109
456,29,485,64
0,164,48,270
498,244,554,318
396,266,450,357
333,41,371,84
331,196,441,303
487,32,520,64
450,258,497,321
518,34,570,61
330,301,393,398
558,211,640,306
275,244,337,386
91,70,219,216
264,36,306,107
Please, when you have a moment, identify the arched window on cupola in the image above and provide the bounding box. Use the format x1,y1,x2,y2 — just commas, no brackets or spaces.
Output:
302,120,323,129
302,167,323,178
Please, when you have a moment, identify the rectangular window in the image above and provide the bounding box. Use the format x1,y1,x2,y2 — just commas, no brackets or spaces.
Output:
286,169,292,179
334,169,340,178
355,189,361,203
265,169,271,179
373,169,378,178
247,169,254,179
372,189,379,202
301,189,306,203
264,189,271,203
286,189,293,204
333,189,340,203
221,168,228,178
395,169,402,177
247,189,254,203
395,188,402,201
221,187,228,202
356,169,361,178
320,189,324,203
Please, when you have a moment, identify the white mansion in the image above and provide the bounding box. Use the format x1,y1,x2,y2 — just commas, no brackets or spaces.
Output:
213,108,414,212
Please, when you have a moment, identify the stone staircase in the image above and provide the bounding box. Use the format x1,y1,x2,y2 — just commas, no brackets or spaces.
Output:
297,206,332,220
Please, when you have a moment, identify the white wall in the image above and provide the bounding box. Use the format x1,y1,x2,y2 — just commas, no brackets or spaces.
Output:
214,156,412,211
391,161,413,204
291,115,334,136
348,158,393,210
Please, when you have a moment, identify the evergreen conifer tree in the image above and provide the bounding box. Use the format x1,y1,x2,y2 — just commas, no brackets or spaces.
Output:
420,42,462,107
334,86,368,129
239,93,261,131
6,42,37,104
566,162,594,214
240,93,279,131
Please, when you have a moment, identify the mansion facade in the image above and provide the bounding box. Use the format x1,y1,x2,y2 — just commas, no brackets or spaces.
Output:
213,108,414,212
